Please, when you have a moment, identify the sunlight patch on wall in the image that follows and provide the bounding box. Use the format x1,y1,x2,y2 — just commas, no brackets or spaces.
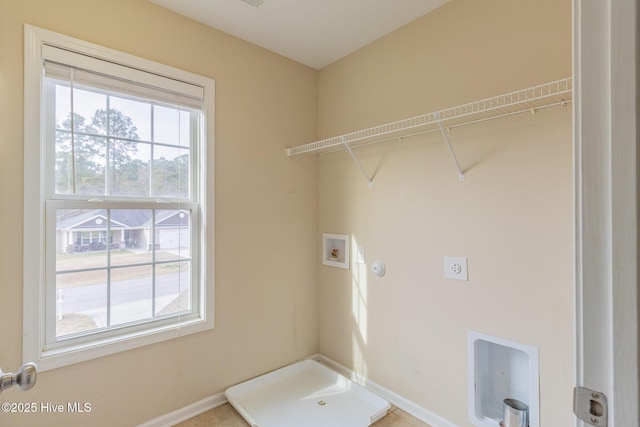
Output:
351,235,368,377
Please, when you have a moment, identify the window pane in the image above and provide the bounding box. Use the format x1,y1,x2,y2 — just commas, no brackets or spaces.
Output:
55,85,71,130
155,209,191,257
52,87,196,200
156,261,191,316
55,132,73,194
152,146,189,198
108,140,150,197
73,88,107,135
75,135,106,196
53,133,107,196
110,97,151,141
110,265,153,326
152,108,190,147
56,270,107,337
179,110,191,148
110,209,153,266
56,209,108,270
55,208,193,331
54,88,89,133
153,105,182,145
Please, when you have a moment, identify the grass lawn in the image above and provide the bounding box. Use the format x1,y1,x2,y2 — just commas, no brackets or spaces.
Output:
56,313,97,336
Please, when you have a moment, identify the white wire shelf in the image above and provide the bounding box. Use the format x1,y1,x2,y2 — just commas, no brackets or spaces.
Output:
285,77,572,157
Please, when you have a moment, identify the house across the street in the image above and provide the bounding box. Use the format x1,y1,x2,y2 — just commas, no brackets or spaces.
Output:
56,209,190,253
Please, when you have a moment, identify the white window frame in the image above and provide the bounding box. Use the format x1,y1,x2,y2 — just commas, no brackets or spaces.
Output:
23,25,215,371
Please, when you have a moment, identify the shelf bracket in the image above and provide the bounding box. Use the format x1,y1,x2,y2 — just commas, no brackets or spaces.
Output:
435,113,465,181
342,138,374,187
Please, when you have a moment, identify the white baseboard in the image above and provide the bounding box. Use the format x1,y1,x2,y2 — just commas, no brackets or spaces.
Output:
317,354,460,427
137,392,227,427
138,354,458,427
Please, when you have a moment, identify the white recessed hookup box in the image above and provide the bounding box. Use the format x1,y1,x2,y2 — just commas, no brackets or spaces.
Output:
322,233,350,269
468,331,540,427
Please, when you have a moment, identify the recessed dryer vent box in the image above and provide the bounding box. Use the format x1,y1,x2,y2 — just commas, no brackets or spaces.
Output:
468,331,539,427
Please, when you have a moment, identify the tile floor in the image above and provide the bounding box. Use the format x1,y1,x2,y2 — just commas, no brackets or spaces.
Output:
175,403,432,427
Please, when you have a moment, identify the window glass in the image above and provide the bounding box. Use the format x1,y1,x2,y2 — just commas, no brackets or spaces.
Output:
56,270,107,338
152,146,190,198
54,207,193,338
110,96,151,141
108,140,151,197
110,265,153,326
50,82,193,200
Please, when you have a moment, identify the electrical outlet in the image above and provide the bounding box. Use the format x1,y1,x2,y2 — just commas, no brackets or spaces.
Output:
444,257,468,281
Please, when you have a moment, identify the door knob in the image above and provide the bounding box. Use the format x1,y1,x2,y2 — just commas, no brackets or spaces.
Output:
0,363,37,394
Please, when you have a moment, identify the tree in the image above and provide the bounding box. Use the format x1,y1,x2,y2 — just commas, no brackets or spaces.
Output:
152,153,189,198
90,108,141,195
55,113,106,195
55,108,142,196
55,105,189,198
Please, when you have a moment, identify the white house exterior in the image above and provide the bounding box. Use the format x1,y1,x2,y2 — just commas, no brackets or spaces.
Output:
56,209,189,254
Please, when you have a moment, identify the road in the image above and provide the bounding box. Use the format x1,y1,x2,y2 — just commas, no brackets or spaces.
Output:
57,271,190,327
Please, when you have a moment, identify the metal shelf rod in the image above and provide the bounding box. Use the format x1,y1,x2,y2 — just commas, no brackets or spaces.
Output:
285,77,572,158
319,98,571,157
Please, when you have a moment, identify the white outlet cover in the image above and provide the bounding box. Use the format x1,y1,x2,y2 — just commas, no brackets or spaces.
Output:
445,257,468,281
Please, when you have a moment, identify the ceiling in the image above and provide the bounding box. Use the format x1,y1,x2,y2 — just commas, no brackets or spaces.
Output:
150,0,449,69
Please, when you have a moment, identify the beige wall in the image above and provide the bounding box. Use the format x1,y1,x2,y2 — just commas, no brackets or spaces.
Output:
317,0,573,426
0,0,318,425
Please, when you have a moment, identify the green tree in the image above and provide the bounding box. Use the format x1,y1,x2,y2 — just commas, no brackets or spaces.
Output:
153,153,189,197
55,106,189,198
55,113,106,195
91,108,141,195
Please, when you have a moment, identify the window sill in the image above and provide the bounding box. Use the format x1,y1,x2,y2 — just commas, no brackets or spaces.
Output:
35,315,213,372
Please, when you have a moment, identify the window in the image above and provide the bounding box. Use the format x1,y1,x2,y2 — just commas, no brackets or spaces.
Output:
24,25,214,370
